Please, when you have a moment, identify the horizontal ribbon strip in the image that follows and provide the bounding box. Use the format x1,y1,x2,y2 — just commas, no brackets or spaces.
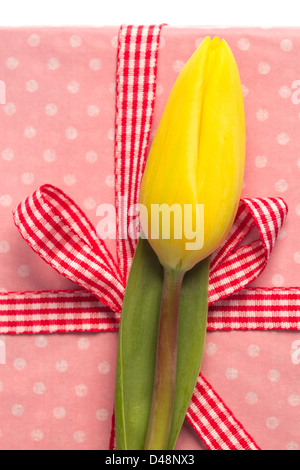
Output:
0,290,119,334
1,286,299,335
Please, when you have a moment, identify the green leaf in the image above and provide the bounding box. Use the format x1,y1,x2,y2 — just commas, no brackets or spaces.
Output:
115,237,209,450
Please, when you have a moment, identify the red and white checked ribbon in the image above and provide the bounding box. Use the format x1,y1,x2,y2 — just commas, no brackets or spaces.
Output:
115,24,163,282
0,24,298,450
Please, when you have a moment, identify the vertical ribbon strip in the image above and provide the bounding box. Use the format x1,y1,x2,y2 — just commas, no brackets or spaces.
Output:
115,24,164,282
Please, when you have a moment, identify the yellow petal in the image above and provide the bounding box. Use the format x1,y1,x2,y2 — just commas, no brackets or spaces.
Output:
139,37,245,272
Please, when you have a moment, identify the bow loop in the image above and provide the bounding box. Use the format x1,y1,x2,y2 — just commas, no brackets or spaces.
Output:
208,197,288,305
13,185,125,313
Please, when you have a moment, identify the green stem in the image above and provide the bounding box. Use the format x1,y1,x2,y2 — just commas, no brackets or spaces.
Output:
144,267,185,450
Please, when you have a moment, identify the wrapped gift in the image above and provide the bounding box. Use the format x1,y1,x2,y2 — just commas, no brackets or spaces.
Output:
0,24,299,451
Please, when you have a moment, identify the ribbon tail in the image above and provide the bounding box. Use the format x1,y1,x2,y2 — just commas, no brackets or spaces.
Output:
186,374,261,450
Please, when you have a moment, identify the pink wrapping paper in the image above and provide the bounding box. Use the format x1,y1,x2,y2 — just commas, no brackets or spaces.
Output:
0,26,300,450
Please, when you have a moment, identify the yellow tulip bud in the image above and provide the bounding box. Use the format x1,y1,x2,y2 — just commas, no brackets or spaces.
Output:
139,36,245,273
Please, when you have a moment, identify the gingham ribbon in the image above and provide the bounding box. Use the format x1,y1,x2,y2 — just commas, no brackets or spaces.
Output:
1,24,298,450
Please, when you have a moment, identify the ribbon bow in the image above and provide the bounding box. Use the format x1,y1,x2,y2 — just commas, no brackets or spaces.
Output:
10,184,288,451
12,185,288,327
0,25,298,451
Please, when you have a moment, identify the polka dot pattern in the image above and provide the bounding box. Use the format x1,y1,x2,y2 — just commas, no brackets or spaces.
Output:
0,26,299,451
0,332,117,449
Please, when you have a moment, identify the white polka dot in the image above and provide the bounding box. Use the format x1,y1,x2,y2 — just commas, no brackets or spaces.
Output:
245,392,258,405
173,60,185,73
35,335,48,348
256,109,268,121
53,407,66,419
31,429,44,442
83,197,96,210
27,34,40,47
238,38,250,51
33,382,46,395
268,369,281,382
12,404,24,417
225,368,238,380
286,441,299,450
288,394,300,407
0,381,3,391
75,384,88,397
275,179,288,192
13,358,26,371
73,431,86,443
21,172,34,185
18,265,30,278
4,102,16,115
87,105,100,117
6,57,19,69
0,241,10,253
55,359,68,372
296,204,300,216
255,155,267,168
24,126,36,139
247,344,260,357
266,416,279,429
156,83,164,96
45,103,58,116
107,128,115,141
205,342,217,356
77,337,90,350
272,274,285,287
111,35,118,48
47,57,60,70
43,149,56,162
89,58,101,70
98,361,111,374
69,35,82,47
277,228,286,240
277,132,290,145
280,39,293,51
293,252,300,264
96,408,109,421
63,174,76,186
67,81,79,94
258,62,270,74
297,158,300,168
109,82,116,94
241,84,249,97
2,148,14,161
194,37,205,48
0,194,12,207
26,79,38,93
85,151,98,164
65,127,78,140
279,85,291,98
159,36,166,49
105,174,115,188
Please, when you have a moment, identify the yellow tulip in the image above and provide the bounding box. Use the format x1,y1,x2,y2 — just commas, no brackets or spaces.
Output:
139,36,245,273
